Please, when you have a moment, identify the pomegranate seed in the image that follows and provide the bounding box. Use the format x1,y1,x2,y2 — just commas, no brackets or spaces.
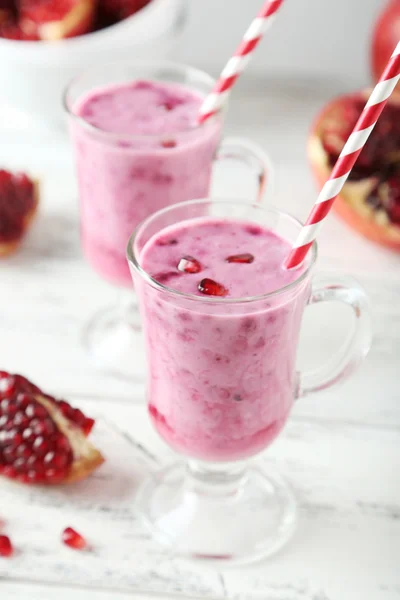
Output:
161,139,177,149
62,527,87,551
0,535,13,557
198,278,228,297
177,256,202,274
226,253,254,264
0,377,16,398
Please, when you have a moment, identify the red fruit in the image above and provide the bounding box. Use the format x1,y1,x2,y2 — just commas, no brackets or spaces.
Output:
198,278,228,297
98,0,151,23
62,527,87,550
0,171,39,257
0,534,13,557
226,253,254,264
19,0,96,40
309,91,400,250
177,256,202,274
0,372,95,435
0,371,103,485
371,1,400,84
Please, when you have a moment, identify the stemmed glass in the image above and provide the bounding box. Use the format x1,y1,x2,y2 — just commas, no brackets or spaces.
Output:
127,198,371,563
65,60,273,380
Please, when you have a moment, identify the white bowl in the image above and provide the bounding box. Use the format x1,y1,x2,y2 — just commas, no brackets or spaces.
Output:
0,0,186,127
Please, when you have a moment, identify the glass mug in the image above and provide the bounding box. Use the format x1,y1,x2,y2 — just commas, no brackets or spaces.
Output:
127,199,371,564
64,60,273,380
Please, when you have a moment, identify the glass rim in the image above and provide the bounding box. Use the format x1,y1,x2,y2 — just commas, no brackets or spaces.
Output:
126,198,318,305
63,58,223,141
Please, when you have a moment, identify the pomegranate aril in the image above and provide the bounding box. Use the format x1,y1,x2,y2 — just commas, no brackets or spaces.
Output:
198,278,228,297
226,253,254,264
62,527,87,550
13,412,29,428
177,256,202,274
0,535,13,557
161,139,177,148
16,393,31,408
0,377,16,398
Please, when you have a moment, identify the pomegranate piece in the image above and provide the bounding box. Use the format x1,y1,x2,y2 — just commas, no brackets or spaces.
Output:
225,253,254,264
19,0,96,40
198,278,228,297
309,91,400,251
62,527,87,550
0,534,13,557
0,372,95,435
0,170,39,257
98,0,151,23
177,256,202,274
0,372,103,485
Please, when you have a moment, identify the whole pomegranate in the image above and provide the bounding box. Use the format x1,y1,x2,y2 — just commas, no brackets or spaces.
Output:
371,0,400,81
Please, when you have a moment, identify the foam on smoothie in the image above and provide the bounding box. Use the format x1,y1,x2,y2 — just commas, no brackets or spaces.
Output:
75,80,204,136
141,217,303,298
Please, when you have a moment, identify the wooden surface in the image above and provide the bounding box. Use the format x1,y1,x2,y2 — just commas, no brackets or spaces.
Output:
0,77,399,599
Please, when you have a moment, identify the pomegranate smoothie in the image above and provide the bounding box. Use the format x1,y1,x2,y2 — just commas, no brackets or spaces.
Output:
136,217,309,462
70,80,220,286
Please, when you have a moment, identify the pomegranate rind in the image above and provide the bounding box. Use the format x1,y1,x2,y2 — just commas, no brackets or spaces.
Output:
309,91,400,251
37,395,104,484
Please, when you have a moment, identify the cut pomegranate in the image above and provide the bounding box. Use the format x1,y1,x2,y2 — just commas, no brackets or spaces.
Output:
98,0,151,22
62,527,87,550
309,91,400,250
177,256,202,274
19,0,96,40
0,372,103,485
198,278,228,297
0,534,13,557
226,253,254,264
0,372,95,435
0,170,39,257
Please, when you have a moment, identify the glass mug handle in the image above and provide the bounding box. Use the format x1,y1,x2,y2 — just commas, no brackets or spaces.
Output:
297,274,372,397
214,137,274,203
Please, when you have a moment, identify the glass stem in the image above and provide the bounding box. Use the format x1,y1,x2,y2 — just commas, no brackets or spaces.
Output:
186,460,248,497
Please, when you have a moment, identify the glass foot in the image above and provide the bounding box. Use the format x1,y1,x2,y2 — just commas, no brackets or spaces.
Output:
135,461,297,564
82,303,146,381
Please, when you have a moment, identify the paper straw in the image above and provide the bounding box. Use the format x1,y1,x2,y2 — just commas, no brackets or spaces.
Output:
197,0,284,124
284,40,400,270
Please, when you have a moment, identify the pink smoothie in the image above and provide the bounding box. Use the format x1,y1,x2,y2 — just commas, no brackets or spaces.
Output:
137,218,309,462
70,80,221,286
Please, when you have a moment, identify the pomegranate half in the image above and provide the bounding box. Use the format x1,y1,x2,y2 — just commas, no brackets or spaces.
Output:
309,91,400,250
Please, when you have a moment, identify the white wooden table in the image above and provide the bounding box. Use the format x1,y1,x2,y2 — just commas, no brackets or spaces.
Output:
1,77,399,600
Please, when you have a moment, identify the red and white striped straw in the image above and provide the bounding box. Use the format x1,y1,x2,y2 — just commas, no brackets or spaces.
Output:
197,0,284,124
284,40,400,270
